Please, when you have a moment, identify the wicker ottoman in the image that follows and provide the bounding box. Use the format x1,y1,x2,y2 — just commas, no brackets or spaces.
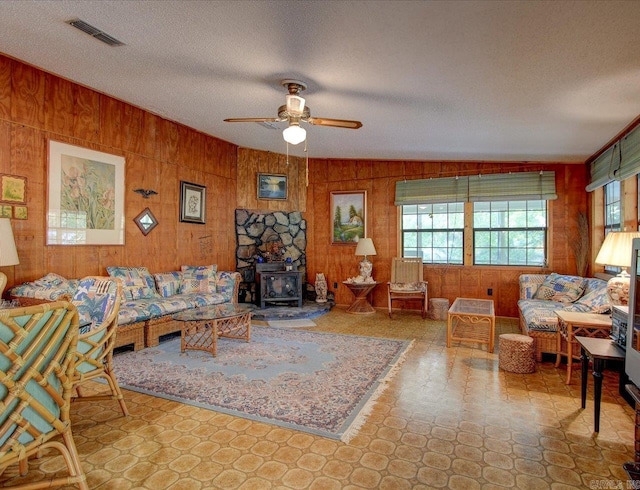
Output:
428,298,449,321
499,333,535,373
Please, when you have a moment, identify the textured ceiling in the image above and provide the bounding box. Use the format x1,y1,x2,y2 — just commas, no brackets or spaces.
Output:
1,0,640,162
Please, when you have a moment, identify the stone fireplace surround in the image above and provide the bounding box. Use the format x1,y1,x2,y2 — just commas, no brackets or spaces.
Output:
235,209,307,284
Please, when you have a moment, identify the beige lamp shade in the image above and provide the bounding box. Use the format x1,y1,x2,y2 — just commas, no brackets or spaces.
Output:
0,219,19,267
594,231,640,305
355,238,377,257
0,218,19,299
594,231,640,269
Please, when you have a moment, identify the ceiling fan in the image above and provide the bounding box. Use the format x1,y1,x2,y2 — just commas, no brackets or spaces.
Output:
224,80,362,145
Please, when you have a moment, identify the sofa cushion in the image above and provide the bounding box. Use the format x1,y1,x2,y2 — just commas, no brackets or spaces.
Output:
107,266,159,302
9,274,78,301
180,265,217,294
154,271,183,298
533,273,586,303
574,287,611,314
72,277,119,328
216,271,239,302
518,299,566,332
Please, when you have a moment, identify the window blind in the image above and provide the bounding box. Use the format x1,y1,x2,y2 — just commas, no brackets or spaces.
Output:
468,171,557,202
394,171,557,205
614,125,640,181
585,145,617,192
394,176,468,205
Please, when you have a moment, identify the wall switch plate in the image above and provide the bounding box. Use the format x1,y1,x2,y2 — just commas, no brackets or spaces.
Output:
334,282,338,289
487,288,493,296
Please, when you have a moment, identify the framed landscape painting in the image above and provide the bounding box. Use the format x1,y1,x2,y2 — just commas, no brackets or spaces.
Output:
331,190,366,244
47,141,125,245
257,173,287,200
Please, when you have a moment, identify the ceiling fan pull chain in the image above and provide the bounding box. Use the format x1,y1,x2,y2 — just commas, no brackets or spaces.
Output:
305,139,309,187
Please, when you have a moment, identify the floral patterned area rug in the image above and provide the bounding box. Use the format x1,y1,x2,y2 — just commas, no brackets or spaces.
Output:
113,326,413,441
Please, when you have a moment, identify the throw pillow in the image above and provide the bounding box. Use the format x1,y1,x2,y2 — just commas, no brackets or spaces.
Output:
180,265,217,294
106,266,158,301
154,271,183,298
533,273,586,303
574,288,611,314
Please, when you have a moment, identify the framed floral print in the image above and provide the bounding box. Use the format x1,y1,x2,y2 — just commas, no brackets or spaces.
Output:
47,140,125,245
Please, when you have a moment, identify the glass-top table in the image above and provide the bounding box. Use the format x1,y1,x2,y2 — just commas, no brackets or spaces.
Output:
173,304,252,357
446,298,496,352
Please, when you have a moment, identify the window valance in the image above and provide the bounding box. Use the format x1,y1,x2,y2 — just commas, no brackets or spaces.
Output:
587,123,640,190
394,171,557,206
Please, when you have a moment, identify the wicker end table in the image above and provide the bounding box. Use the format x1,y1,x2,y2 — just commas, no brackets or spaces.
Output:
554,310,612,385
173,304,252,357
447,298,496,353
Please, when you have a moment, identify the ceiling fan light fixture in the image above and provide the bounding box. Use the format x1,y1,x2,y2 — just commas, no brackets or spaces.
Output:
286,94,305,115
283,123,306,145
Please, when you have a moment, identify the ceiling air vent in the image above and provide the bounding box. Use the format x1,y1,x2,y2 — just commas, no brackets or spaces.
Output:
66,19,125,47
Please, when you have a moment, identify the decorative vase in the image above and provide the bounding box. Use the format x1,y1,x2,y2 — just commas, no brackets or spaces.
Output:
315,273,328,304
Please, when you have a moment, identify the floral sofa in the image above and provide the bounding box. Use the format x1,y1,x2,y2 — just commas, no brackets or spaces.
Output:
518,273,610,361
9,265,241,351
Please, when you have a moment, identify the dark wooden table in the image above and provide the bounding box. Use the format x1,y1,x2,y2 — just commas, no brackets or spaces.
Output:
576,336,626,433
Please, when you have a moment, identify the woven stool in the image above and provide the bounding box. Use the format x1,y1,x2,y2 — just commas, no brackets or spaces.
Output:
428,298,449,321
499,334,535,373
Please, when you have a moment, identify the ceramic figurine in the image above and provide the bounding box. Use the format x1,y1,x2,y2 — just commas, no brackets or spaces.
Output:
315,273,328,303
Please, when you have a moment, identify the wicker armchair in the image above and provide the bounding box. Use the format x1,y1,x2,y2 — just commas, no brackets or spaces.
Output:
0,301,88,489
71,276,129,416
387,257,428,318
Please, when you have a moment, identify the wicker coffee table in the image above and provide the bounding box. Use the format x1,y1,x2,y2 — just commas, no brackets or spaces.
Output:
447,298,496,352
173,304,252,357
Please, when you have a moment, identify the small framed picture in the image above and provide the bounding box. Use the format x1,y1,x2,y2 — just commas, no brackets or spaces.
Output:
13,206,27,220
0,205,12,218
257,173,287,200
0,174,27,204
180,181,206,224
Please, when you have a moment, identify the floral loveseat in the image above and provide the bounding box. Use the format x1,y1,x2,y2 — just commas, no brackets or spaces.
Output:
9,265,241,351
518,273,610,361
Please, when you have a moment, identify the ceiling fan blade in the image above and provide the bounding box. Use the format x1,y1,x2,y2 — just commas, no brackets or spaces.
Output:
224,117,281,123
307,117,362,129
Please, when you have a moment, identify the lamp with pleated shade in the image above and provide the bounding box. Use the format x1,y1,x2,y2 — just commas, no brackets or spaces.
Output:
355,237,377,282
595,231,640,305
0,218,20,299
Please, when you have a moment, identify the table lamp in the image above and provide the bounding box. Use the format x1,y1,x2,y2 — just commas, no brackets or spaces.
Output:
594,230,640,305
355,237,376,281
0,218,20,299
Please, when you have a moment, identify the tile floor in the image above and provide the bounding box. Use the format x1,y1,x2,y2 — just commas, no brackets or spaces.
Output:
1,307,636,489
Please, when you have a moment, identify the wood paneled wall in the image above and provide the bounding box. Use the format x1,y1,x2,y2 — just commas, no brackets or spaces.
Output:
0,53,590,318
305,160,588,317
236,148,306,212
0,54,238,288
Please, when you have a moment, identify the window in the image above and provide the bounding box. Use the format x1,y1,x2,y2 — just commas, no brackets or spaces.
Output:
604,181,621,234
473,200,547,266
401,203,464,264
604,180,622,273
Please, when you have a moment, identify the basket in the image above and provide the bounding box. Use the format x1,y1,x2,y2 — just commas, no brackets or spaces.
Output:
428,298,449,321
499,333,535,373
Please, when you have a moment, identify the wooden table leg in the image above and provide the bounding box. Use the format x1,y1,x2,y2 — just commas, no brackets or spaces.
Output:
580,345,588,409
592,358,605,433
489,317,495,353
555,322,563,368
447,314,453,348
566,323,573,385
